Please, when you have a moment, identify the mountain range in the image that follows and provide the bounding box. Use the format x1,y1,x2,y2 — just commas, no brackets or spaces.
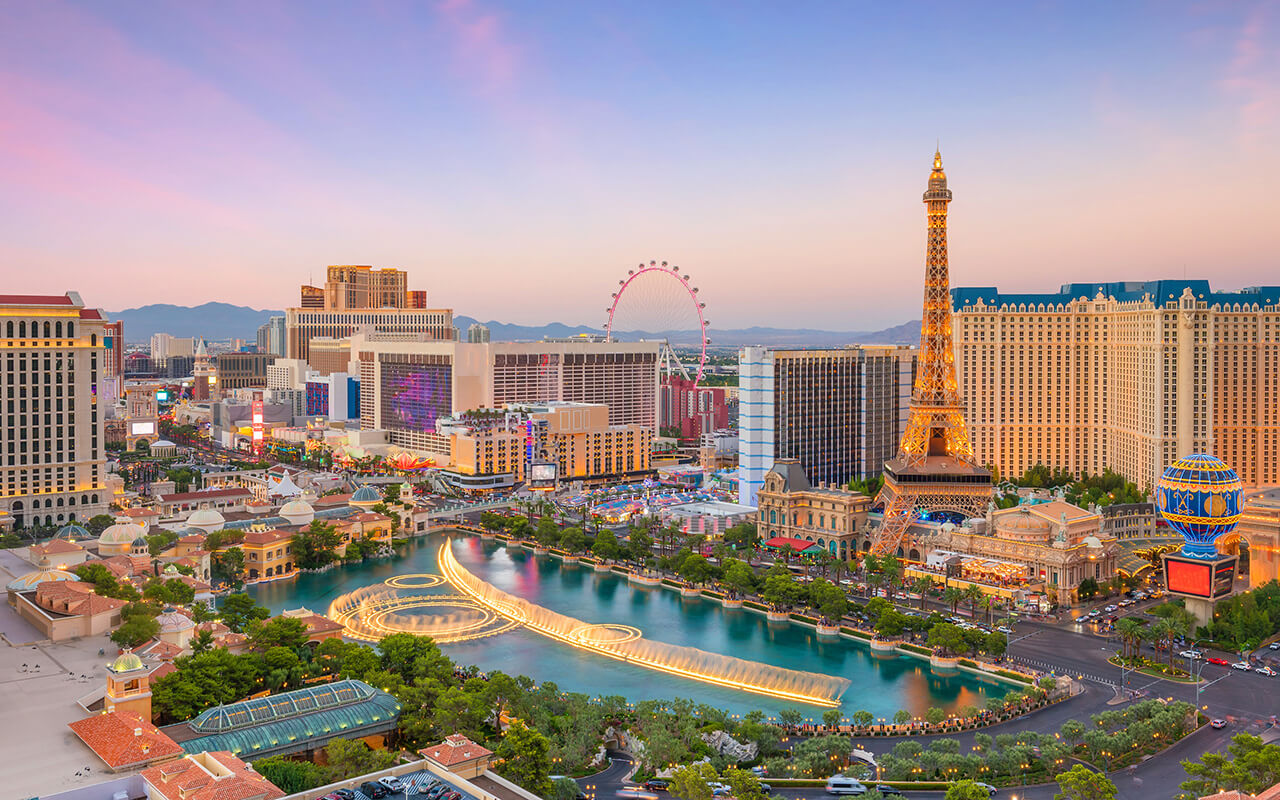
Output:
108,303,918,348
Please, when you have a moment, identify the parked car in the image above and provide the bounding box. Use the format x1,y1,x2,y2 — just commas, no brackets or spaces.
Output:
825,776,868,795
759,783,772,795
643,779,670,792
1256,666,1277,676
974,783,998,796
1212,719,1228,729
378,776,406,794
1105,604,1118,612
359,782,389,799
874,786,904,797
1232,661,1252,671
1270,642,1280,650
330,791,355,800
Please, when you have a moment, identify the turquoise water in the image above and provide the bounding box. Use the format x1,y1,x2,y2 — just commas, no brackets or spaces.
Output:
248,533,1005,719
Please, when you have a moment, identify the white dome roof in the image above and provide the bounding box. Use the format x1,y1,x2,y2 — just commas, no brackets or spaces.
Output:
279,499,315,525
155,608,195,633
185,507,226,531
1083,535,1103,549
99,521,147,544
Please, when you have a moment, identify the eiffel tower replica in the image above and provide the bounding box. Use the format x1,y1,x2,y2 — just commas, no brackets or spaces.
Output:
871,151,992,556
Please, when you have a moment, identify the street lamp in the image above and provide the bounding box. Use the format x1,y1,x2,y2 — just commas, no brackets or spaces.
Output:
1188,638,1209,710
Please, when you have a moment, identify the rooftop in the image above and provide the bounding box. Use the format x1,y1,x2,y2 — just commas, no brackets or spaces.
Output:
69,711,185,770
419,734,493,767
142,751,284,800
952,280,1280,311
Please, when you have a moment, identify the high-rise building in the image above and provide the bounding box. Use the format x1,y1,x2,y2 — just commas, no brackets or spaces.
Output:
215,352,277,392
1,292,110,529
149,333,194,363
354,335,660,456
101,320,124,406
286,266,450,368
737,345,916,506
256,315,286,356
300,285,325,308
873,150,991,555
660,375,728,438
953,280,1280,490
467,323,491,343
408,290,428,309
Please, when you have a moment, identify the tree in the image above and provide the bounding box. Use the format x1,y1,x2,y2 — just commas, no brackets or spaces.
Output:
495,719,553,798
85,514,116,535
912,575,937,610
809,578,849,622
669,762,719,800
722,767,768,800
322,738,396,784
219,592,271,633
1114,617,1143,659
852,710,873,728
1054,764,1117,800
211,547,246,588
943,586,965,614
722,559,757,597
928,623,970,656
945,780,994,800
293,520,343,568
723,522,759,551
893,709,913,725
1179,733,1280,799
591,529,621,560
143,577,195,606
550,778,583,800
762,572,802,610
111,613,160,647
985,631,1007,659
191,629,215,654
1078,577,1100,601
253,756,325,794
536,517,562,548
924,706,946,725
247,616,309,651
558,526,588,554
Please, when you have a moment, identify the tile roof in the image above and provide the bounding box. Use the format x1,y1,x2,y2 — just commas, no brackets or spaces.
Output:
35,580,127,617
69,711,185,770
157,488,252,503
242,528,291,546
419,734,493,766
80,308,105,320
142,751,284,800
762,536,823,553
0,293,76,306
31,538,86,555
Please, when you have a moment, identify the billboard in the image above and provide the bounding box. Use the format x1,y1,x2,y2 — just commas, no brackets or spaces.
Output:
381,362,451,432
155,389,170,403
529,462,557,490
129,421,155,436
1164,554,1237,599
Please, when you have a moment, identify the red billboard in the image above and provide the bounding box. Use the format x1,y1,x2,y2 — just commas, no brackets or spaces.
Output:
1165,557,1212,597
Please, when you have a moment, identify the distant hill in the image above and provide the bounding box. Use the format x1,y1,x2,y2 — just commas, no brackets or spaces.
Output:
108,303,919,348
108,303,282,342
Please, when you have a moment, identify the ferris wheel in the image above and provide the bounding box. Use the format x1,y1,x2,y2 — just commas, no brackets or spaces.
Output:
605,260,709,384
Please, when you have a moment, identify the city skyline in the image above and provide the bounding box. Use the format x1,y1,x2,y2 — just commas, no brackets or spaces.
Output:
2,1,1278,328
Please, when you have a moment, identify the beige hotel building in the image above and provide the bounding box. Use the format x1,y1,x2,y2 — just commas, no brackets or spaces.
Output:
952,280,1280,491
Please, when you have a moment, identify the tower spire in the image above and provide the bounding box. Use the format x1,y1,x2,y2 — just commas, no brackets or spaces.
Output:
870,151,992,556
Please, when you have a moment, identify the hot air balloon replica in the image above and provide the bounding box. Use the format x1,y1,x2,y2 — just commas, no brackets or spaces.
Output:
1155,453,1243,626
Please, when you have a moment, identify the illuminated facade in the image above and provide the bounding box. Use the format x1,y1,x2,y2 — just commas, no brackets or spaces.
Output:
737,345,916,506
355,336,661,456
755,460,872,559
0,293,111,529
215,352,277,392
323,265,409,309
443,402,652,485
873,152,992,554
952,281,1280,490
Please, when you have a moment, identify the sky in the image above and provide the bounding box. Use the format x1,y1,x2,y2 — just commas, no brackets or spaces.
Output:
1,1,1277,330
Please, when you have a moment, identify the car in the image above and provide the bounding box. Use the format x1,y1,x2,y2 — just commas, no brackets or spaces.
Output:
825,775,868,795
643,779,670,792
1179,649,1203,659
759,783,772,795
359,782,389,799
1257,666,1277,676
1270,642,1280,650
1105,604,1118,612
1232,661,1252,671
331,791,356,800
974,783,998,796
378,777,406,794
996,626,1013,634
1207,657,1231,666
708,783,732,797
873,787,904,797
1212,719,1228,729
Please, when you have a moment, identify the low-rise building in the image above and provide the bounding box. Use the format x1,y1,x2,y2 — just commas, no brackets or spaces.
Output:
755,459,872,560
12,580,127,641
238,525,295,583
142,750,284,800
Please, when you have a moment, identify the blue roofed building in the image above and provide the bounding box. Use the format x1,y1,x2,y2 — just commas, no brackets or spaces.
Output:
950,279,1280,492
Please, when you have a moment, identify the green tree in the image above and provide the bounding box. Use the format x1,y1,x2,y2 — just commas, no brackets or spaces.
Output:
778,708,804,727
591,529,621,560
322,738,396,783
1078,577,1100,601
211,546,246,588
985,631,1007,658
495,719,553,798
943,585,965,614
1054,764,1117,800
1060,719,1086,749
853,710,874,728
247,616,309,651
143,577,195,606
1179,733,1280,799
809,578,849,622
191,629,215,654
924,706,946,725
558,526,588,553
722,767,768,800
111,613,160,647
893,709,913,726
536,517,562,548
762,572,802,610
679,553,716,586
928,622,970,656
945,779,994,800
85,514,116,535
723,522,759,550
669,762,719,800
252,756,325,794
292,520,343,569
218,592,271,633
912,575,937,610
550,778,584,800
823,708,843,729
722,558,757,597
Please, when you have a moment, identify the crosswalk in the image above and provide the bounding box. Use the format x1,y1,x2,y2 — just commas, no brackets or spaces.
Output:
1010,656,1117,687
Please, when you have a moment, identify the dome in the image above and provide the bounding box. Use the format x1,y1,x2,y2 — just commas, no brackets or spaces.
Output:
163,564,179,575
1082,535,1103,549
279,499,315,526
7,568,77,592
155,607,194,633
1156,453,1243,559
349,485,382,508
152,439,176,448
55,523,91,541
109,653,145,673
99,521,147,545
185,506,226,532
994,508,1052,542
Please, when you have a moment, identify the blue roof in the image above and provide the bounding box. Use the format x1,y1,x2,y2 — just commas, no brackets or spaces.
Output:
351,485,382,503
952,280,1280,311
168,679,401,759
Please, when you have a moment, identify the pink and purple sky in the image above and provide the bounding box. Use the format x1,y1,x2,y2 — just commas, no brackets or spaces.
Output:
2,1,1277,329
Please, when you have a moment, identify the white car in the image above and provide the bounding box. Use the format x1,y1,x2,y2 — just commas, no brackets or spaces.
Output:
1256,666,1277,676
973,783,998,797
996,626,1014,634
378,776,406,794
1104,604,1118,612
1180,650,1203,660
1232,661,1252,671
1270,642,1280,650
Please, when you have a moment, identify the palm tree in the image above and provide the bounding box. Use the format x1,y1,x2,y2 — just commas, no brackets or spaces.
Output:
943,585,965,615
881,556,903,601
912,576,936,610
1115,617,1142,660
963,584,985,620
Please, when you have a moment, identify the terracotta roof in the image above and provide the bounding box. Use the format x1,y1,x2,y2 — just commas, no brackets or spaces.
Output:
101,557,134,578
32,538,85,555
762,536,823,553
197,621,231,636
419,734,493,766
121,507,161,517
353,512,390,523
80,308,104,320
142,751,284,800
242,528,291,546
0,293,75,306
150,662,179,682
178,534,206,544
297,613,343,634
314,492,352,506
69,711,184,770
157,488,251,503
133,639,185,661
35,580,127,617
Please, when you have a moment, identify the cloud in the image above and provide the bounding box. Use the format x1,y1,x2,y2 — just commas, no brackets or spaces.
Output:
1219,1,1280,146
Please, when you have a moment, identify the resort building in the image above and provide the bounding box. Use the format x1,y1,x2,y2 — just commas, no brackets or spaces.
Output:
1241,487,1280,588
215,352,277,393
660,375,728,438
1,292,112,529
142,751,285,800
754,460,873,559
952,280,1280,490
238,525,295,582
69,710,186,772
738,345,916,506
439,402,652,490
353,335,661,456
12,579,127,641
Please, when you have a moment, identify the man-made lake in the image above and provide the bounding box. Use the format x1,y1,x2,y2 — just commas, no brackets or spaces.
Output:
249,533,1006,719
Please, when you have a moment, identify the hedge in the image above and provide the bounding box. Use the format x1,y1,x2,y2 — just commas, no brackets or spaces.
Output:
994,669,1034,684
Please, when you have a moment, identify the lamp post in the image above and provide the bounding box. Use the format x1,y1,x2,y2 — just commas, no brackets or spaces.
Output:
1189,638,1209,711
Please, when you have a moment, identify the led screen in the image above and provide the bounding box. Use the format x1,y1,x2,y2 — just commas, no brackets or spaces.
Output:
381,362,451,432
1165,557,1212,597
130,421,156,436
530,463,557,483
1213,560,1236,598
155,390,170,402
